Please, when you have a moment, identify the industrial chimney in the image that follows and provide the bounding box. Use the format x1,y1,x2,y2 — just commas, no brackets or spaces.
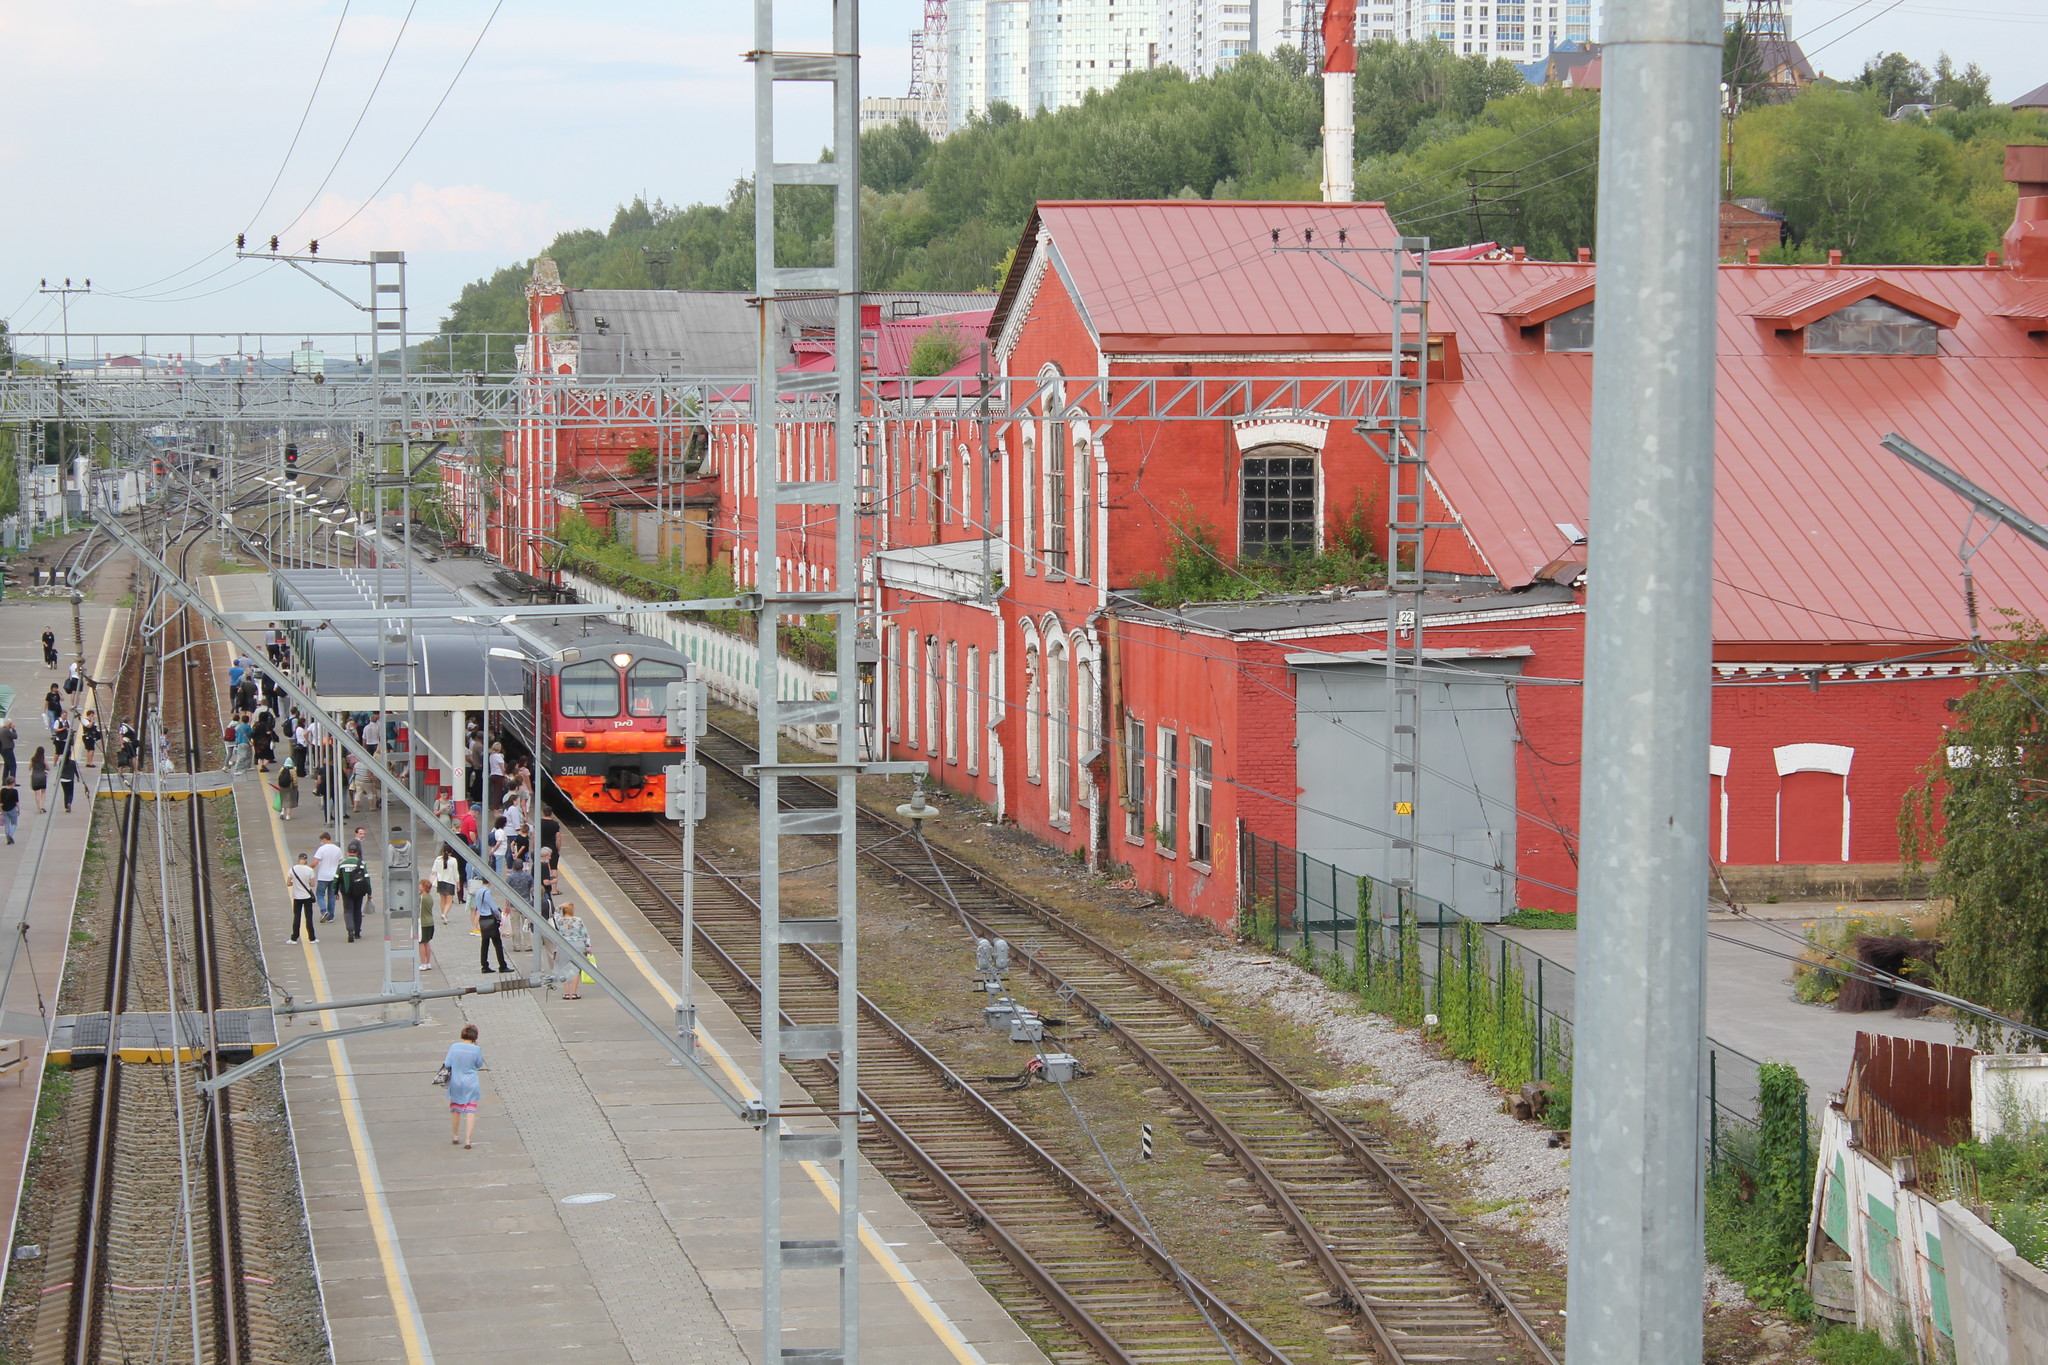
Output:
2006,144,2048,281
1321,0,1358,203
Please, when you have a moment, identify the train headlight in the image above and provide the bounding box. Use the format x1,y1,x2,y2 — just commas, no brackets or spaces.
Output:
563,735,587,750
611,651,632,669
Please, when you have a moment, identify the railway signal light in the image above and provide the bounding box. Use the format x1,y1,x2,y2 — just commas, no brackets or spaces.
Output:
664,763,704,824
284,442,298,474
664,679,707,741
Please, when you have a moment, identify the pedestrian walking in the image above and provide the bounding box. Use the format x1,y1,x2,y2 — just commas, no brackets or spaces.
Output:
41,629,57,669
335,841,373,942
312,762,330,822
286,853,318,942
431,846,461,926
117,719,139,773
63,663,82,710
554,902,590,1000
232,715,252,774
474,880,510,973
81,712,101,768
0,716,17,783
312,832,342,920
275,763,299,820
504,857,535,952
28,748,47,814
57,751,77,814
1,778,19,845
416,876,438,971
443,1024,483,1148
487,815,509,873
44,686,61,735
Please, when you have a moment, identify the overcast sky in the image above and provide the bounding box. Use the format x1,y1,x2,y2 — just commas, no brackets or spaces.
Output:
2,0,2041,358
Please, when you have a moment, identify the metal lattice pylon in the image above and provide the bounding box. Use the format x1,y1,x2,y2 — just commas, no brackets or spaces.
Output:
749,5,924,1362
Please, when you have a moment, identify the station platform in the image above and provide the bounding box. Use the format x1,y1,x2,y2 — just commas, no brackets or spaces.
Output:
0,574,131,1256
205,573,1047,1365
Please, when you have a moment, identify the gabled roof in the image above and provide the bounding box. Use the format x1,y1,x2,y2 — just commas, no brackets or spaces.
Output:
2011,80,2048,110
1415,259,2048,647
1992,284,2048,327
1486,273,1595,326
1746,275,1961,330
993,201,1407,353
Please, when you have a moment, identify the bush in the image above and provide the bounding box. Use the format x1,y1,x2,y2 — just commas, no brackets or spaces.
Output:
1811,1325,1913,1365
1703,1062,1815,1315
1134,498,1384,608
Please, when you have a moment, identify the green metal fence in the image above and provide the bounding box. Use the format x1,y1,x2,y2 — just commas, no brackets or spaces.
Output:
1239,827,1775,1164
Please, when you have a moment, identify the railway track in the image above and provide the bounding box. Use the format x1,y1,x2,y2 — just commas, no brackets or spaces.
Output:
688,720,1564,1365
29,523,275,1365
576,814,1324,1365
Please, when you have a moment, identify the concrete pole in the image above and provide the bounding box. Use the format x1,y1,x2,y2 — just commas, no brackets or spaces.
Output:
1563,0,1721,1359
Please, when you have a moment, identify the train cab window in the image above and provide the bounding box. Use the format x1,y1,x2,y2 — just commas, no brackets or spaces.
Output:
627,660,686,716
559,659,621,718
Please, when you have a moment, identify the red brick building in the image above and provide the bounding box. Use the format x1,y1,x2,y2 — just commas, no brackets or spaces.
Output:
869,168,2048,926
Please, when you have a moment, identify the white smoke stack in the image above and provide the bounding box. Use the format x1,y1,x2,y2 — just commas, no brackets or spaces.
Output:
1319,0,1358,203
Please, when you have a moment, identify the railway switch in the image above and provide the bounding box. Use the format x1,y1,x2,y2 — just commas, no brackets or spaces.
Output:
983,997,1020,1031
1008,1012,1045,1044
1040,1053,1081,1084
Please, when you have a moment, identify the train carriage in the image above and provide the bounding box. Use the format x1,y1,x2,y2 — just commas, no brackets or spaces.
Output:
514,626,693,815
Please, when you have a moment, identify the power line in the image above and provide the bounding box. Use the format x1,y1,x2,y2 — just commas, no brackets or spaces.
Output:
269,0,422,246
311,0,507,244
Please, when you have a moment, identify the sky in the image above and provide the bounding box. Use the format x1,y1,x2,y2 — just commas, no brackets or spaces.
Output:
1,0,2041,360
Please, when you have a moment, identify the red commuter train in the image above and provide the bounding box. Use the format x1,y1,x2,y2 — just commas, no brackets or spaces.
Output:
513,626,693,815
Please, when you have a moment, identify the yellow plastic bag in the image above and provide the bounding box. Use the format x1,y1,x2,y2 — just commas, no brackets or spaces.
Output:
580,953,595,986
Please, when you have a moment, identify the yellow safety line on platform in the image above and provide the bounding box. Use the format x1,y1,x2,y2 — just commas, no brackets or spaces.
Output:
214,577,435,1365
561,863,991,1365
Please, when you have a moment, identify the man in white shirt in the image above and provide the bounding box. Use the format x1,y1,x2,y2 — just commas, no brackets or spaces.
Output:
312,832,344,922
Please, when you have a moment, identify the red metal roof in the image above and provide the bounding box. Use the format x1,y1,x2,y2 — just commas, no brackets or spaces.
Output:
1993,284,2048,325
1487,275,1596,326
1420,259,2048,647
1746,274,1961,330
997,201,1408,353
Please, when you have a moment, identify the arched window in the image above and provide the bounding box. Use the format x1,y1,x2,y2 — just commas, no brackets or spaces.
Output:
944,641,960,765
1240,444,1318,559
924,635,941,755
1048,636,1071,823
1023,630,1042,783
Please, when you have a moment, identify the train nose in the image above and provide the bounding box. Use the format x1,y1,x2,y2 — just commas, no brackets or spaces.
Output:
603,764,649,798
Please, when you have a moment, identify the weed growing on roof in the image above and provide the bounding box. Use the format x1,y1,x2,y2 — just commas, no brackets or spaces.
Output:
1134,495,1384,608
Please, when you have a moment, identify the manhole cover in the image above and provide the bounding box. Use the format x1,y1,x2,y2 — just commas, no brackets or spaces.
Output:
561,1193,616,1205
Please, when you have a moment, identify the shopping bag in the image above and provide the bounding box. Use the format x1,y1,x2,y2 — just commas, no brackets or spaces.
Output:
272,788,283,811
580,953,596,986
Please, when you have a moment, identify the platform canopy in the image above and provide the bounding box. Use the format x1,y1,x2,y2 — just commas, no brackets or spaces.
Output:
272,569,530,711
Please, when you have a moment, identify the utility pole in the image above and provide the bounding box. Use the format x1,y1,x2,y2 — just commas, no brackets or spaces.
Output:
36,278,90,373
1565,0,1721,1361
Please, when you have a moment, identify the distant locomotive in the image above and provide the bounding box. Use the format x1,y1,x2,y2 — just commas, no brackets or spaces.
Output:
513,626,692,815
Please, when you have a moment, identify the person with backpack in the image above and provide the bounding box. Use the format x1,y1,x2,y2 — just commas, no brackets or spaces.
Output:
274,762,299,820
80,712,101,768
57,749,78,814
63,663,82,709
286,853,318,943
41,629,57,669
335,841,374,942
1,777,20,844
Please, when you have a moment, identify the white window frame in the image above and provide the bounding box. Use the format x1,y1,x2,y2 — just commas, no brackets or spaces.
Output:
944,641,960,765
904,628,920,751
965,644,981,774
1123,716,1146,843
1048,635,1071,826
924,634,941,754
1023,629,1042,783
1190,736,1214,867
885,624,900,742
1156,728,1179,856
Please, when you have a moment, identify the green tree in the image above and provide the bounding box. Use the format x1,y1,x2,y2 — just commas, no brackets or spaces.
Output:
1932,54,1994,114
1361,85,1602,258
1855,51,1932,115
1902,625,2048,1049
906,320,969,376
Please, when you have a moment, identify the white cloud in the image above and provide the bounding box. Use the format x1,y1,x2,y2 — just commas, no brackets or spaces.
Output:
307,183,573,256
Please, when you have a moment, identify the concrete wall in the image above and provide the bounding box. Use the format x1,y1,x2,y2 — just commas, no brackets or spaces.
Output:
1810,1108,2048,1363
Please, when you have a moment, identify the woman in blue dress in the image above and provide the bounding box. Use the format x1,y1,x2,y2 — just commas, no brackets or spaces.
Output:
444,1023,484,1149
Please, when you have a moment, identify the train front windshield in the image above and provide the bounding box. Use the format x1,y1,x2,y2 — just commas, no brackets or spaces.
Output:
626,660,686,717
559,659,621,717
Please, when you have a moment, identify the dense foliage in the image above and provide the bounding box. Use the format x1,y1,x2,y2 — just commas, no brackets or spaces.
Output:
431,42,2043,348
1902,626,2048,1050
1704,1062,1815,1314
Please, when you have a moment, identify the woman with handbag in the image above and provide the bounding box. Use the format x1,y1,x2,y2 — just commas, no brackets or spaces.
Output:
275,762,299,820
554,902,590,1000
441,1023,484,1148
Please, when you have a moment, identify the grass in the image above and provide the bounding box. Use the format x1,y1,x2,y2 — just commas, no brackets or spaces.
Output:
1811,1324,1914,1365
1500,908,1576,930
26,1065,70,1165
